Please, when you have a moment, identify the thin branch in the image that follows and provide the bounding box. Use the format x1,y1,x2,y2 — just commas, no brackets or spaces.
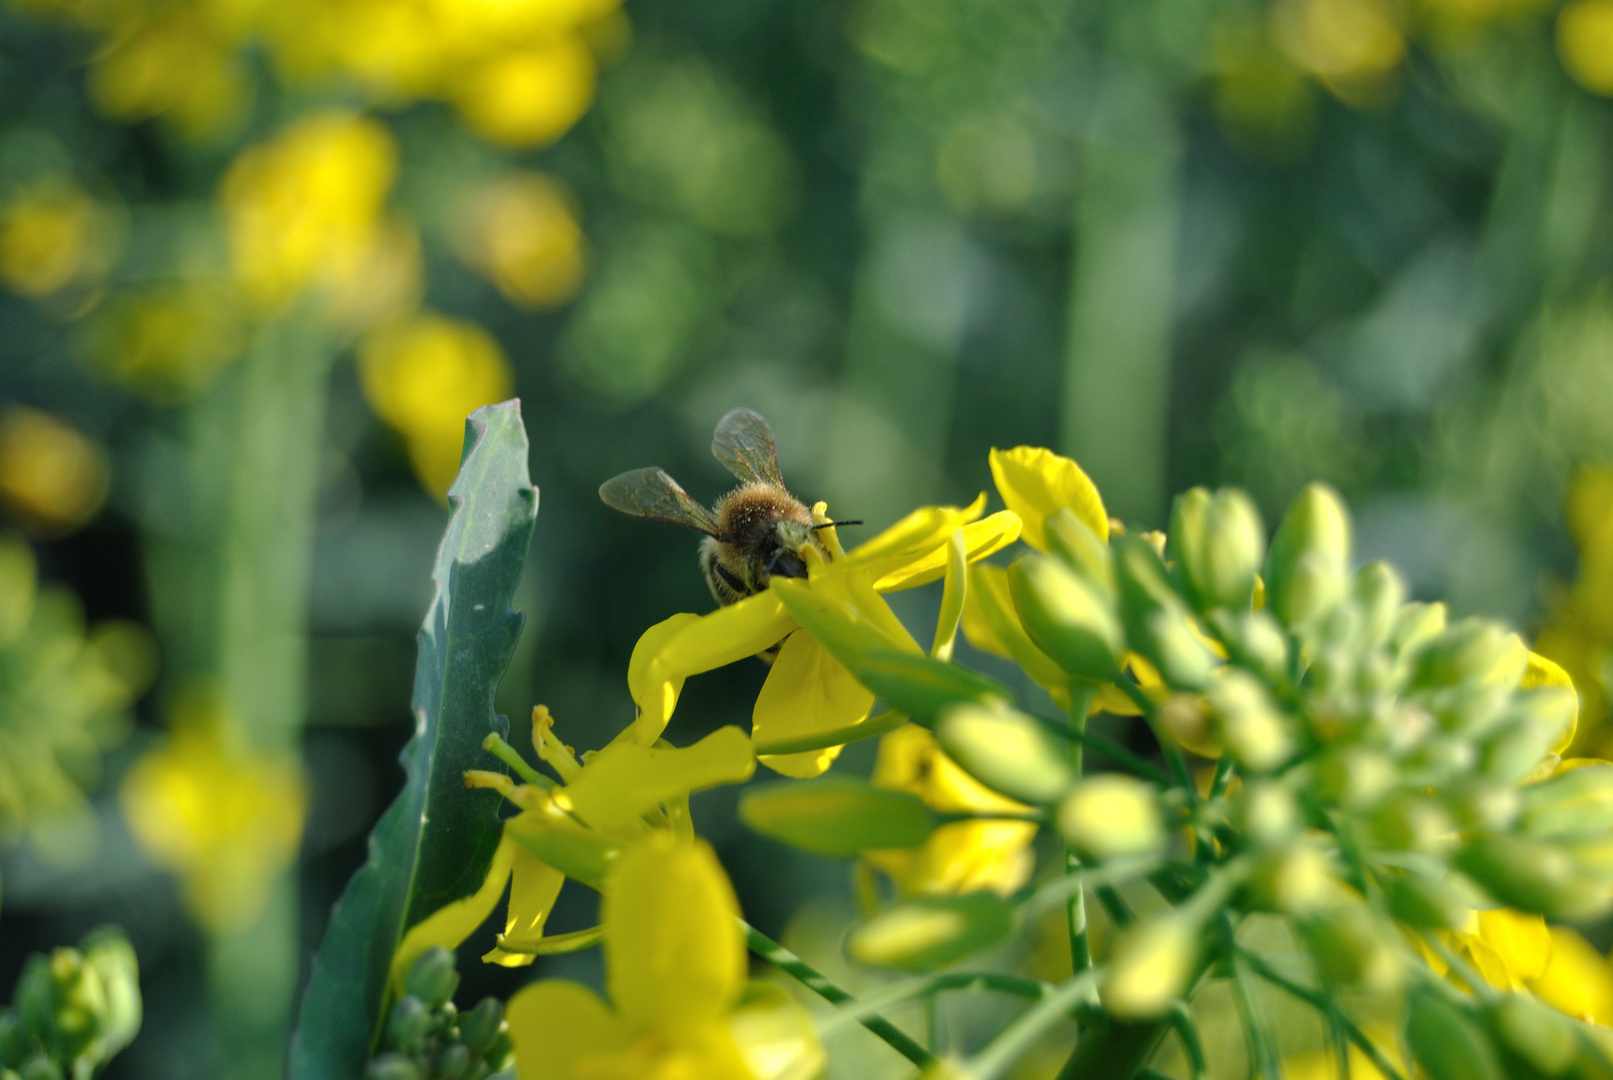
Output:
966,969,1104,1080
1236,947,1410,1080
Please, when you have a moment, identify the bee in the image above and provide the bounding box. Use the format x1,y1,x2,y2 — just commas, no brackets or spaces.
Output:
599,409,857,613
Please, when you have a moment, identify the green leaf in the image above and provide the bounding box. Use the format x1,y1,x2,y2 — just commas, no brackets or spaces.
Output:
288,401,538,1079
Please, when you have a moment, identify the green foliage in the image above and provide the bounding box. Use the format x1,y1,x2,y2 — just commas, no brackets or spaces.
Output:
289,402,537,1079
0,926,140,1080
363,949,513,1080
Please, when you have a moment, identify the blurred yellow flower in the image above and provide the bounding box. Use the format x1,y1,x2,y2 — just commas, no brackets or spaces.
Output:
87,23,251,139
451,39,597,147
79,281,245,403
220,110,397,311
453,173,586,309
0,178,120,298
1529,924,1613,1024
507,837,823,1080
1271,0,1404,103
1559,0,1613,96
1210,13,1315,153
862,724,1037,897
1536,467,1613,756
120,690,306,931
357,311,513,497
0,407,109,534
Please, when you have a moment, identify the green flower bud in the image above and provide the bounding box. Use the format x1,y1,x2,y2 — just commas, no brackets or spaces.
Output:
1455,833,1610,920
1388,601,1447,659
1244,844,1336,916
404,947,459,1011
1385,872,1470,931
739,777,935,856
1443,779,1520,832
1412,620,1526,690
1520,764,1613,839
1404,736,1477,784
1045,507,1114,592
1312,748,1396,811
1367,794,1454,853
1056,775,1164,861
1146,607,1218,691
1101,915,1199,1019
1560,835,1613,882
1406,988,1504,1080
1425,684,1510,737
935,703,1073,805
1008,555,1123,683
1235,782,1301,847
845,651,1012,726
458,998,504,1056
1481,690,1578,786
1166,488,1210,596
1265,484,1351,630
387,996,431,1054
847,893,1015,972
1208,610,1289,685
1352,562,1406,649
17,1056,61,1080
1113,537,1212,686
366,1052,423,1080
1206,670,1293,772
1170,488,1265,613
438,1043,472,1079
0,1013,28,1067
1488,994,1581,1077
1303,906,1403,991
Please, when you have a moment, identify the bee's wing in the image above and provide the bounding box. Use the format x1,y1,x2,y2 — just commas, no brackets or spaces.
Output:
712,408,786,487
599,467,722,537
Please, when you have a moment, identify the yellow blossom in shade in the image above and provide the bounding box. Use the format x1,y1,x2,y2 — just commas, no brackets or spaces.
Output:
451,39,596,147
356,312,513,498
87,24,251,140
220,110,396,311
507,836,824,1080
988,446,1108,552
79,281,244,403
390,713,755,976
1529,925,1613,1024
624,496,1021,777
1270,0,1404,102
0,178,120,298
120,692,306,931
862,724,1036,896
0,407,109,535
452,172,586,308
1559,0,1613,95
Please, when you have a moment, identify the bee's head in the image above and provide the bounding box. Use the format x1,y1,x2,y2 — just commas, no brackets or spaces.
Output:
762,519,820,581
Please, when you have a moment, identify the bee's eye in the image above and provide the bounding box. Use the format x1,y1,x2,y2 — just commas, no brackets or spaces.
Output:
765,548,808,580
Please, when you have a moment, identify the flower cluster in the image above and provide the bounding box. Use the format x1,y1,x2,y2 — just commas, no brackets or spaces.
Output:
365,948,514,1080
0,926,141,1080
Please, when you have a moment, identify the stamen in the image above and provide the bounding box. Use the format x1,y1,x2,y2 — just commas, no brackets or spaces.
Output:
532,705,583,782
481,732,556,791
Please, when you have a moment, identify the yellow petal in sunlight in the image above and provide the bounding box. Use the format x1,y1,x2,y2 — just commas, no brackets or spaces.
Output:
989,446,1108,552
391,834,516,990
1529,925,1613,1024
1475,908,1553,983
558,726,756,834
605,837,745,1037
1524,651,1580,754
486,844,568,966
508,979,631,1079
753,632,876,778
875,510,1022,592
827,496,986,583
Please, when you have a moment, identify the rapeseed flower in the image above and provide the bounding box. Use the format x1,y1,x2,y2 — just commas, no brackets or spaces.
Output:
0,177,121,299
78,281,245,403
626,497,1020,777
451,172,586,309
1559,0,1613,96
0,407,108,535
506,835,823,1080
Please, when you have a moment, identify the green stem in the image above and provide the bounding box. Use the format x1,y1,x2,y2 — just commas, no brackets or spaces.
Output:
481,732,557,790
1207,757,1235,801
1168,1003,1208,1080
1034,711,1170,783
1229,950,1278,1080
1095,884,1136,928
968,969,1105,1080
1054,1017,1173,1080
817,972,1054,1035
752,708,908,757
496,925,604,955
1115,677,1195,795
741,921,934,1068
1420,932,1499,1004
1066,683,1097,975
1237,947,1410,1080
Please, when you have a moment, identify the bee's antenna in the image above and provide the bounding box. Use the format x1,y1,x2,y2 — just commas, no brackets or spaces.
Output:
811,519,863,530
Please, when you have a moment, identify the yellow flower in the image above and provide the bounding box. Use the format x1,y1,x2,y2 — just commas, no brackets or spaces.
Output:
450,39,597,148
0,178,120,298
988,445,1108,552
1559,0,1613,96
626,497,1020,777
390,709,755,977
1269,0,1404,103
506,836,823,1080
220,110,397,311
451,172,586,308
356,312,513,498
87,23,251,139
79,280,245,403
120,690,306,931
1421,908,1613,1026
862,724,1037,897
1530,924,1613,1024
0,406,109,535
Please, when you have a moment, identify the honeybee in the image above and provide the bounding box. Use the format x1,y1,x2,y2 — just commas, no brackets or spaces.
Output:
600,409,857,611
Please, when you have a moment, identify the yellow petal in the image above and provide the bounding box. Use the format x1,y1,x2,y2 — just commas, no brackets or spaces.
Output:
830,496,986,582
559,726,757,835
484,843,567,966
1529,925,1613,1024
960,563,1070,696
390,833,515,992
605,836,746,1036
730,984,828,1080
627,612,702,719
1524,651,1580,755
631,594,796,743
872,724,1030,817
875,510,1023,592
1475,908,1553,983
754,632,876,778
865,818,1037,897
989,446,1108,552
507,979,629,1079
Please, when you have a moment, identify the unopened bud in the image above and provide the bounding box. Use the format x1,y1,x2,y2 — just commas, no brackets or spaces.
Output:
19,1056,63,1080
1265,484,1351,630
1101,916,1199,1019
1208,610,1289,684
387,996,431,1053
739,778,935,856
844,650,1012,726
1146,607,1218,690
1388,601,1447,659
1455,833,1609,920
1488,994,1580,1077
1412,621,1526,691
1304,906,1403,992
1312,748,1395,810
504,808,623,889
1045,507,1113,592
1351,562,1406,649
1406,988,1504,1080
1481,690,1578,786
1520,763,1613,839
404,947,459,1010
1199,489,1265,611
1159,693,1220,759
1008,555,1123,683
437,1043,472,1079
1367,794,1454,854
1385,872,1469,931
1443,779,1520,831
847,893,1015,972
1206,670,1293,772
1245,844,1336,916
936,703,1073,805
79,927,139,1058
366,1053,423,1080
1057,775,1164,861
1166,488,1210,600
1236,782,1300,847
458,998,504,1055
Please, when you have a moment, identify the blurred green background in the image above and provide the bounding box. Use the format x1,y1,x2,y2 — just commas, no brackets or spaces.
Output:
4,0,1613,1074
